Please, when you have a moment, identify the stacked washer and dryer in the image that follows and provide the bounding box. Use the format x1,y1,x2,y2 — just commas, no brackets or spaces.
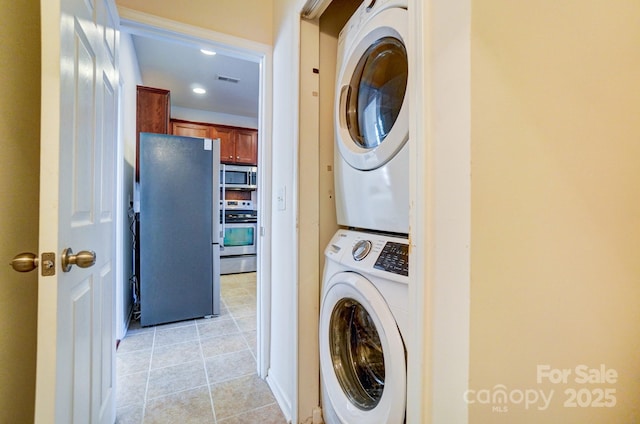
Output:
320,1,410,423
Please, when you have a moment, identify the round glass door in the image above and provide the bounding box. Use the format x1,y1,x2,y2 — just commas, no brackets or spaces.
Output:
335,8,410,172
346,37,407,150
329,298,385,410
320,271,407,423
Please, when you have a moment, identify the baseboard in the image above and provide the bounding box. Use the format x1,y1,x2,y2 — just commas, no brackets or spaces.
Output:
299,406,324,424
122,305,133,338
266,371,293,423
116,306,133,351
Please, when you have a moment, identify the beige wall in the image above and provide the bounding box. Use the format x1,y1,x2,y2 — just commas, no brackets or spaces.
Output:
470,1,640,422
0,0,41,422
116,0,273,46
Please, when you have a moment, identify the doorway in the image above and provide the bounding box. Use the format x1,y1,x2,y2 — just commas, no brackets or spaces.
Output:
115,9,274,418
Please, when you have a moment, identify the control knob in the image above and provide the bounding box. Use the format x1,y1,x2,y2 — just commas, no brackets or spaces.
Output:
352,240,372,261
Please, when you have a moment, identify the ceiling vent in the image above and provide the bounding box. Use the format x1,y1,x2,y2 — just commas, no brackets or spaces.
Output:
216,74,240,84
301,0,333,19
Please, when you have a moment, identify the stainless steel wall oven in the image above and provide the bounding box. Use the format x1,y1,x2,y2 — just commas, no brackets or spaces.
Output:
220,200,257,274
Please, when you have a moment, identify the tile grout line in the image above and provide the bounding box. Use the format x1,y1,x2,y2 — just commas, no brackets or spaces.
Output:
227,303,260,372
224,278,255,342
240,327,256,363
140,326,156,423
230,278,258,364
220,401,280,422
224,276,256,366
142,383,211,403
196,318,219,424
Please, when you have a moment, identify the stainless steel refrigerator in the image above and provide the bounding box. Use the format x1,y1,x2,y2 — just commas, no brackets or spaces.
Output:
139,133,221,326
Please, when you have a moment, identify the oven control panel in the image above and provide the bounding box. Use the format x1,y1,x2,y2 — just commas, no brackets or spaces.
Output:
222,200,254,210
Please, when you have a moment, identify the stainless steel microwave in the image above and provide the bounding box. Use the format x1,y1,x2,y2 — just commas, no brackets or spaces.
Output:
221,164,257,189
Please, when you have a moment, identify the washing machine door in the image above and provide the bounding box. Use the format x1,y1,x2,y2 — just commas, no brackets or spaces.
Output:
335,7,408,171
320,272,406,423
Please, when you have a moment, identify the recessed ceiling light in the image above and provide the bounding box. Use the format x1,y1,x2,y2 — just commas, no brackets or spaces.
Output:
193,87,206,94
200,49,216,56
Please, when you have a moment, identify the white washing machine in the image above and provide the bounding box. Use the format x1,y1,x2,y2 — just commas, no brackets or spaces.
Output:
334,0,409,235
320,229,408,424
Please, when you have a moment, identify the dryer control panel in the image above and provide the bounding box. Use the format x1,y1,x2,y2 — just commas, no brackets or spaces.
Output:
374,241,409,276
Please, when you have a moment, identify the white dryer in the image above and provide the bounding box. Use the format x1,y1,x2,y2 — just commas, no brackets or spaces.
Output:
320,229,409,424
334,0,409,235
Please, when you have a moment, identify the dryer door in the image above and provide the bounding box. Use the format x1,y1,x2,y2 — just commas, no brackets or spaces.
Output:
320,272,406,423
335,7,408,171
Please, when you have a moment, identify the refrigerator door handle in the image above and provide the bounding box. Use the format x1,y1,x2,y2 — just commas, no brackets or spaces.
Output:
212,139,223,245
212,243,221,316
219,162,226,245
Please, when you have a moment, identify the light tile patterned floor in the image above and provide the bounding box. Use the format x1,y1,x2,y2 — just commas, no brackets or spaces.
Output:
116,272,286,424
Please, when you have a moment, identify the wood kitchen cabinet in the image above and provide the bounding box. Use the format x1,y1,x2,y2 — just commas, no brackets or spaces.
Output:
171,120,213,138
213,125,235,162
214,125,258,165
169,119,258,165
136,86,170,180
234,128,258,165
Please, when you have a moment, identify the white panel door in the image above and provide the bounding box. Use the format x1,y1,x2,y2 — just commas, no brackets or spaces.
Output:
36,0,119,422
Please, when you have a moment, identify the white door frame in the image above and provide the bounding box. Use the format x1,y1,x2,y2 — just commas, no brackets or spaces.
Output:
406,0,471,422
117,7,274,378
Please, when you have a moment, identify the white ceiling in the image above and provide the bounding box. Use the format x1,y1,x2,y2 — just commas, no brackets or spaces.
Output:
131,34,260,119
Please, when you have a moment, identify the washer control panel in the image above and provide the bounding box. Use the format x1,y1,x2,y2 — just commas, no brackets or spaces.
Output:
373,241,409,276
326,229,410,278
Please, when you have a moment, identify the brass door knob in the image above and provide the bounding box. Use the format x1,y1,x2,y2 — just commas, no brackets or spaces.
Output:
9,252,38,272
61,248,96,272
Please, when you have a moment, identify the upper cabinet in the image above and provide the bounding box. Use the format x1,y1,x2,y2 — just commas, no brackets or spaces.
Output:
136,86,171,179
213,125,236,163
232,128,259,166
171,120,213,139
214,125,258,166
171,119,258,166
